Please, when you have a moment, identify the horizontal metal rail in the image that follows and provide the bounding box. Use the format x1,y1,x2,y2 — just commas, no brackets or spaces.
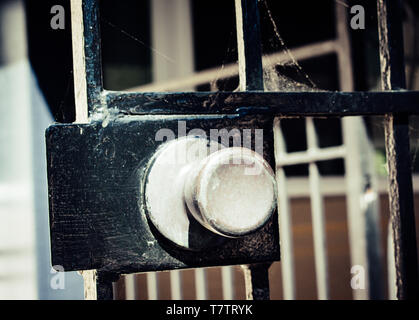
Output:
101,90,419,116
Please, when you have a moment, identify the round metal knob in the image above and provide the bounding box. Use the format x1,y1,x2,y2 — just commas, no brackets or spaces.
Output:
184,147,277,238
144,136,277,250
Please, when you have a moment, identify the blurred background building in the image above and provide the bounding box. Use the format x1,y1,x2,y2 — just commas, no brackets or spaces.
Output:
0,0,418,299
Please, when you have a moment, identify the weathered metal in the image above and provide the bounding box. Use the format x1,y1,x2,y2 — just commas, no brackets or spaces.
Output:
46,115,281,273
49,0,419,300
377,0,419,300
103,90,419,117
145,136,227,250
235,0,263,91
145,136,277,248
183,143,277,238
241,263,271,300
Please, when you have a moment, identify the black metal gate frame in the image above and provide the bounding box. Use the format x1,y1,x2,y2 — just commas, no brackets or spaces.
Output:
63,0,418,299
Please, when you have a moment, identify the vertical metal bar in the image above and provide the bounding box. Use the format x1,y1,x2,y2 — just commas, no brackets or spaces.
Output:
80,0,103,112
147,272,159,300
377,0,419,300
235,0,271,300
234,0,264,91
221,266,235,300
170,270,183,300
70,0,89,123
336,2,384,300
125,274,137,300
306,118,329,300
96,281,113,300
71,0,101,299
96,272,118,300
241,263,271,300
195,268,208,300
273,118,296,300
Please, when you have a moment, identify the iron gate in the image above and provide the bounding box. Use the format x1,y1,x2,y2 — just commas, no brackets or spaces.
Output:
46,0,419,300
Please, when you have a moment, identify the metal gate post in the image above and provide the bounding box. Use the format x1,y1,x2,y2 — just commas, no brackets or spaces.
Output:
54,0,419,301
70,0,119,300
96,272,119,300
377,0,419,299
235,0,272,300
241,263,271,300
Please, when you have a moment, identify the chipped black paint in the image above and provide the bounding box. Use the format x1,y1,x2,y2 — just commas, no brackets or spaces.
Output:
104,90,419,116
46,115,280,274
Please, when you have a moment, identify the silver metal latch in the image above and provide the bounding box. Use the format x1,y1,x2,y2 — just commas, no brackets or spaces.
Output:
144,136,277,250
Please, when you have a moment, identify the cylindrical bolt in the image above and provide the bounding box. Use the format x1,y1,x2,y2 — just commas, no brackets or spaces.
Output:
184,147,277,238
145,137,277,249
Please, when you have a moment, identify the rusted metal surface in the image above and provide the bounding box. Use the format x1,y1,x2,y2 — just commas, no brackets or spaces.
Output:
377,0,419,300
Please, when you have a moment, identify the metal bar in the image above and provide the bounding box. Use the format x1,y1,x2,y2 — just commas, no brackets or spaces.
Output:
377,0,419,300
104,90,419,116
273,118,296,300
221,266,235,300
235,0,271,300
195,268,208,300
71,0,100,299
235,0,263,90
127,40,338,92
276,145,346,166
241,264,271,300
306,118,329,300
80,0,103,113
96,271,118,300
70,0,88,123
